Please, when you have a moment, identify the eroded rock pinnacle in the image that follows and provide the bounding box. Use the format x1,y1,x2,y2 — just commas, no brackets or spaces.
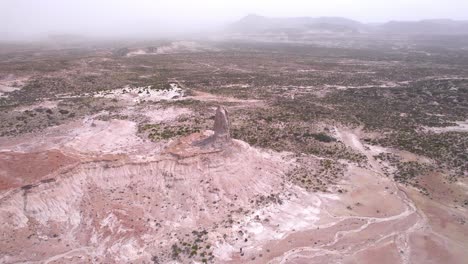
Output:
213,106,230,139
193,105,231,147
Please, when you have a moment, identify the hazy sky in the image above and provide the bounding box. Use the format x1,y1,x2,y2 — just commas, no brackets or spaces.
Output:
2,0,468,40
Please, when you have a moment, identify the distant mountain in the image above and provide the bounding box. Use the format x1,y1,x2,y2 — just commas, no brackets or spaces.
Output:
228,14,366,34
379,19,468,35
228,15,468,35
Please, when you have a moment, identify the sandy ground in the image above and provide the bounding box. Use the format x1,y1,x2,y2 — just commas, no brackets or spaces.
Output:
0,92,466,263
0,75,27,98
423,120,468,133
126,41,220,57
93,84,184,104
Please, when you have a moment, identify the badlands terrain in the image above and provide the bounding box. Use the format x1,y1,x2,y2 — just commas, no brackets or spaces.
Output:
0,36,467,263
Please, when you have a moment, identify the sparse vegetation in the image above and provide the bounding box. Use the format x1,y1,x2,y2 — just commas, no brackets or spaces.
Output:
139,123,202,141
1,35,468,263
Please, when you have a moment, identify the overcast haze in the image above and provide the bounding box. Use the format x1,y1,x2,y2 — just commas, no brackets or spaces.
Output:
2,0,468,40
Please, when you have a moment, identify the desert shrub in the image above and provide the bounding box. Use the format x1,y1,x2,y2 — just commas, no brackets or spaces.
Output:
306,132,336,143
